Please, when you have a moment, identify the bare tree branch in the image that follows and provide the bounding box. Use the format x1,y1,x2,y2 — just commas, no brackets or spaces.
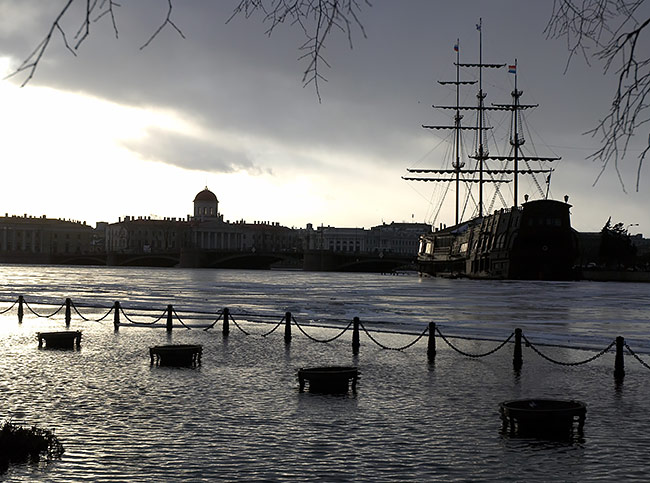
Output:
228,0,371,102
94,0,121,39
5,0,181,85
545,0,650,191
9,1,368,102
140,0,186,50
5,0,77,87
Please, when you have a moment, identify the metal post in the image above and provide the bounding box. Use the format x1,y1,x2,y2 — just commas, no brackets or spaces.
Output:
284,311,292,344
614,336,625,381
166,304,173,333
65,298,72,328
513,328,523,371
352,317,360,355
427,322,436,361
223,307,230,337
113,301,120,331
18,295,24,324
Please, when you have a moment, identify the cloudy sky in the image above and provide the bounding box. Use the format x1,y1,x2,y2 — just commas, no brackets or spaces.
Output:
0,1,648,234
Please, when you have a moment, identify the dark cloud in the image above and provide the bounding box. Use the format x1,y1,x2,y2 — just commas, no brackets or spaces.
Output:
121,126,269,175
0,0,647,230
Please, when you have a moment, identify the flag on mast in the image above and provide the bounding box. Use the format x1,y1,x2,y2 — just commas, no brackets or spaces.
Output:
453,43,458,52
508,64,516,74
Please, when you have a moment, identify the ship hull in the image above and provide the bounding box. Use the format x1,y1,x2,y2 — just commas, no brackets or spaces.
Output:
417,200,579,281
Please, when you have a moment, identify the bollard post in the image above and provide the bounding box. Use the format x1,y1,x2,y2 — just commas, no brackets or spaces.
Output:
18,295,24,324
513,328,523,371
65,298,72,328
223,307,230,337
166,305,173,333
113,301,120,331
427,322,436,361
614,336,625,381
352,317,360,355
284,311,292,344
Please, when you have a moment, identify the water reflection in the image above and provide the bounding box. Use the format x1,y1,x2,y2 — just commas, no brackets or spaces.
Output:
1,268,650,480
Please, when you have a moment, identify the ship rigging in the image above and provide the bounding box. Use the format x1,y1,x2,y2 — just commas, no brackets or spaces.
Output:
403,18,560,227
403,20,578,280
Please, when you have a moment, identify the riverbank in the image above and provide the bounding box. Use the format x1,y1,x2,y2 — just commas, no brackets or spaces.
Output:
580,269,650,283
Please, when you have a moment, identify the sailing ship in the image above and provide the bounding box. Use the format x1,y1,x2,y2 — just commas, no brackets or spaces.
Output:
404,21,579,280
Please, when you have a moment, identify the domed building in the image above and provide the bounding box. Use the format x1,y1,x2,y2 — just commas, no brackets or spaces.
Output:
193,187,219,221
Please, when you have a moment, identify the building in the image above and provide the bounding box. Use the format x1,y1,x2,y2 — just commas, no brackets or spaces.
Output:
307,225,368,252
0,214,96,263
106,187,304,255
369,222,431,255
105,216,191,253
305,222,430,255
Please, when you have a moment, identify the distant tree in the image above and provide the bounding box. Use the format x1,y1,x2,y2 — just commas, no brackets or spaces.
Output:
545,0,650,191
599,217,637,267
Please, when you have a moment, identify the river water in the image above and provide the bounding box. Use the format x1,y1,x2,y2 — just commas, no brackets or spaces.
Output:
1,265,650,481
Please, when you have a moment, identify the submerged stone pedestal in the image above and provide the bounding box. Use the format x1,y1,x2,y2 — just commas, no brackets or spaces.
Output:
37,331,82,349
149,344,203,367
298,366,359,394
500,399,587,438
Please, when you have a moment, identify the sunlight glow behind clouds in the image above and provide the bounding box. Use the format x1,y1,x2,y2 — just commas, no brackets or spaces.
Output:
1,1,648,235
0,71,410,228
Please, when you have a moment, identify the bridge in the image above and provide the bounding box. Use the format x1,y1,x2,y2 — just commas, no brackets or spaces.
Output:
302,250,416,272
2,249,415,272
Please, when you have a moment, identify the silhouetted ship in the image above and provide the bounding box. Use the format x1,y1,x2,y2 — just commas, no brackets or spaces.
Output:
404,21,578,280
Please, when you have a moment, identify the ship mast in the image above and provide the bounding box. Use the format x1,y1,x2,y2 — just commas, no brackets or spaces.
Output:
476,18,486,217
404,23,563,226
453,39,463,225
403,21,509,227
456,18,506,218
489,61,561,208
512,59,522,207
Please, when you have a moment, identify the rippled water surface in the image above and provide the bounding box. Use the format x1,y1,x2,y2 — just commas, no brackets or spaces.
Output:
1,265,650,481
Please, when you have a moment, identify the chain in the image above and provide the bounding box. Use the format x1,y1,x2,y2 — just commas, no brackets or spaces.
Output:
203,311,224,331
293,317,352,343
261,316,285,337
523,334,616,366
359,321,429,351
171,308,193,330
71,300,114,323
0,299,18,315
119,306,166,325
625,342,650,371
436,327,514,358
229,314,250,335
24,300,65,318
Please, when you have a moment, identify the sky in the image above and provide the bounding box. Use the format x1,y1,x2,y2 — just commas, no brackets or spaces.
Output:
0,1,648,235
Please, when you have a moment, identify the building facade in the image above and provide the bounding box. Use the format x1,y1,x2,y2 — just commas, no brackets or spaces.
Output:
305,222,430,255
0,215,96,262
0,189,431,266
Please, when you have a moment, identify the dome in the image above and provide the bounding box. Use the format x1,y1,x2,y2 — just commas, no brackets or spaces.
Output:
193,187,218,203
